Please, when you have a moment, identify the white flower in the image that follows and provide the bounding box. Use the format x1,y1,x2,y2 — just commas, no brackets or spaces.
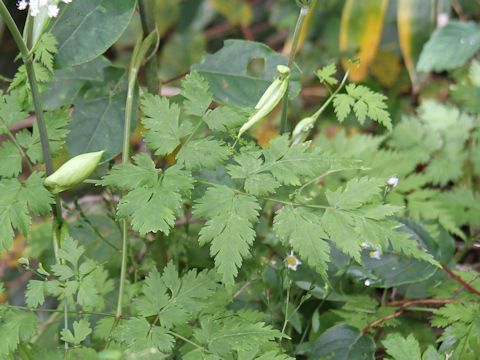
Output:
47,4,59,17
17,0,28,10
437,13,449,28
387,176,399,187
364,279,372,286
16,0,71,17
369,250,381,260
285,251,302,271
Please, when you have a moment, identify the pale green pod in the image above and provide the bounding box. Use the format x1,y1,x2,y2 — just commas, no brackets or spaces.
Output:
254,78,283,110
292,116,315,138
255,65,291,110
44,150,104,194
238,65,291,138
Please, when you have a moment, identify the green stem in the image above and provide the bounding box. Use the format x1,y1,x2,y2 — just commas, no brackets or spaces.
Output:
280,280,292,343
0,1,63,213
0,2,69,350
167,331,208,352
116,220,129,319
279,5,310,134
115,52,139,320
138,0,160,94
311,70,349,121
295,165,365,199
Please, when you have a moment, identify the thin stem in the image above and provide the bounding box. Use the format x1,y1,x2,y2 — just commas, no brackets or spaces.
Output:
74,199,119,250
295,166,365,198
311,70,349,121
441,264,480,296
115,55,139,319
167,330,208,352
138,0,160,94
63,301,68,352
0,1,30,59
4,304,117,317
116,219,129,319
279,6,310,134
280,280,292,340
0,3,69,349
195,179,330,210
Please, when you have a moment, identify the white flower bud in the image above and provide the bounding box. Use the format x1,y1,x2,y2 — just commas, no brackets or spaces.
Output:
44,150,104,194
387,176,399,187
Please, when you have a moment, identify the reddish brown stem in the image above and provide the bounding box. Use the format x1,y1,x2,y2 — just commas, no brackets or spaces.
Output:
386,298,463,307
363,298,466,334
441,264,480,296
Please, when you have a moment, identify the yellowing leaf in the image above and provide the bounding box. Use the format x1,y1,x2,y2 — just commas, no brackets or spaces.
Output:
397,0,436,90
370,50,402,88
210,0,253,26
339,0,388,82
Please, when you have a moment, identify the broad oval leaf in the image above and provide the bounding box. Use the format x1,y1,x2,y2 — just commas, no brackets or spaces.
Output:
362,218,452,287
41,56,111,110
67,67,137,160
339,0,388,82
50,0,136,68
417,21,480,72
310,324,376,360
193,40,300,107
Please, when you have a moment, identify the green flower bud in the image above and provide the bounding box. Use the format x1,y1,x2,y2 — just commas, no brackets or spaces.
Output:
238,65,291,138
292,116,315,138
44,150,104,194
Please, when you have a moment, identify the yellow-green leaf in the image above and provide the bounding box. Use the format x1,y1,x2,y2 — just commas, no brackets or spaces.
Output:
397,0,436,90
339,0,389,82
210,0,253,26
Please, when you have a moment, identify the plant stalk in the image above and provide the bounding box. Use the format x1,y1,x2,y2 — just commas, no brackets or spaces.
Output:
0,2,68,349
115,49,139,320
279,5,310,134
138,0,160,94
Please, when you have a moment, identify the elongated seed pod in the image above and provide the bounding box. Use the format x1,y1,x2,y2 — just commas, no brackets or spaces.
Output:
238,65,291,138
44,150,104,194
255,78,283,110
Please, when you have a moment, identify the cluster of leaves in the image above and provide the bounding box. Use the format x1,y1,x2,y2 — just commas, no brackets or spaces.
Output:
0,1,479,359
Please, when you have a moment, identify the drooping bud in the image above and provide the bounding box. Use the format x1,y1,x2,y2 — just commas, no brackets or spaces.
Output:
292,116,315,139
238,65,291,138
44,150,104,194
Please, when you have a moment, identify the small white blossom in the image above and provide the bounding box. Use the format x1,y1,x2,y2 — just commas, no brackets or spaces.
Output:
47,4,59,17
437,13,449,27
17,0,71,17
387,176,399,187
17,0,28,10
286,251,302,271
364,279,372,286
369,250,381,260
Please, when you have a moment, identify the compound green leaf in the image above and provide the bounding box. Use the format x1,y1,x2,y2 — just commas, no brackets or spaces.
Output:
194,186,260,285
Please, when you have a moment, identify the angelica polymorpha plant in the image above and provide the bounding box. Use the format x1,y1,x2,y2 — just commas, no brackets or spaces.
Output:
0,1,478,359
